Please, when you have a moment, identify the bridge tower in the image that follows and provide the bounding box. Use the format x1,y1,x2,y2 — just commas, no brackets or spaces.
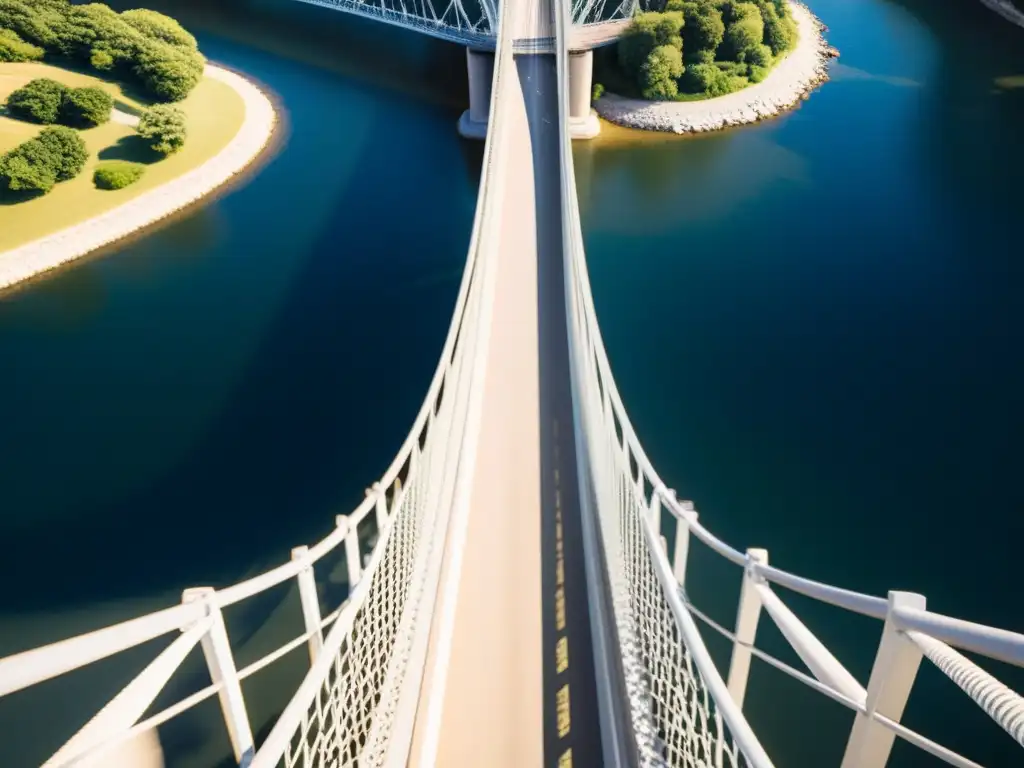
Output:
459,48,599,140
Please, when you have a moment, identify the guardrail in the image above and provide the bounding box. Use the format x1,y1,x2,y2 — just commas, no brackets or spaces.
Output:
0,2,516,763
553,1,1024,765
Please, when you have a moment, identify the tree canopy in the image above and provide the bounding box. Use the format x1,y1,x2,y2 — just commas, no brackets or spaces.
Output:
137,104,187,155
0,0,204,102
607,0,799,101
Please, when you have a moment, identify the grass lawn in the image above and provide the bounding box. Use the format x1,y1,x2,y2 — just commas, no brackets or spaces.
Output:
0,62,246,252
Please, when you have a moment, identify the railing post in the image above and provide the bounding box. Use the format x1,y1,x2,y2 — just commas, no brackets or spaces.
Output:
649,488,662,539
291,546,323,664
337,514,362,588
181,588,254,767
726,548,768,710
372,482,388,530
672,497,696,589
840,591,926,768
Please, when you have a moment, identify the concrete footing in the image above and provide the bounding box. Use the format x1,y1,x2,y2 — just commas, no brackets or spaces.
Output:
459,48,600,140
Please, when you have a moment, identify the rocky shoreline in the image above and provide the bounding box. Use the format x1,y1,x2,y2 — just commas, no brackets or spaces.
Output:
0,65,277,294
594,1,832,135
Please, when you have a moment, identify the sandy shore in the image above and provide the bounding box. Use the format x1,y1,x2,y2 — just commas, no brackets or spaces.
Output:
0,65,276,293
594,1,831,134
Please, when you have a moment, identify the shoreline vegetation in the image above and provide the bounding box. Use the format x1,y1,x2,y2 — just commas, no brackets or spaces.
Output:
0,1,276,291
594,1,833,134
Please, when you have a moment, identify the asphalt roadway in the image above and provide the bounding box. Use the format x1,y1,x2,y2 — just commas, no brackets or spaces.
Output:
517,52,605,768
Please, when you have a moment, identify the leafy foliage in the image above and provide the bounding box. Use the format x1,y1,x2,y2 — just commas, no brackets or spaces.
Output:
608,0,799,101
137,104,187,155
35,125,88,180
723,3,764,60
0,0,204,102
93,159,145,189
641,44,684,100
0,27,44,62
60,85,114,127
618,11,684,75
592,82,605,101
121,8,197,49
0,125,87,193
679,0,725,61
0,138,57,192
5,78,67,124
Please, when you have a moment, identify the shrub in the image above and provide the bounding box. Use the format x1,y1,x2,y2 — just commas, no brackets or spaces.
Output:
5,78,68,124
60,85,114,127
35,125,88,180
0,138,57,193
746,42,772,67
93,160,145,189
748,64,769,82
641,45,683,100
680,1,725,60
592,82,605,101
89,45,114,70
682,61,740,96
0,28,44,62
121,8,197,49
137,104,187,155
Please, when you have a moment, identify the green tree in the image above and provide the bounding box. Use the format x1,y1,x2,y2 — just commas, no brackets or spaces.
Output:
641,44,683,100
0,138,57,193
5,78,68,124
0,28,45,62
121,8,197,49
758,0,796,55
134,42,204,102
723,3,764,60
680,1,724,60
137,104,187,155
0,0,65,51
94,160,145,189
745,42,772,67
35,125,88,180
60,86,114,127
618,11,684,76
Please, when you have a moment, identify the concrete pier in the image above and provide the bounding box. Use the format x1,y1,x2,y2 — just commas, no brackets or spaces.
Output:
567,50,600,139
459,47,600,140
458,49,495,140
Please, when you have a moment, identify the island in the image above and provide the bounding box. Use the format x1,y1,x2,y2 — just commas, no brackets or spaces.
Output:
592,0,834,134
0,0,276,292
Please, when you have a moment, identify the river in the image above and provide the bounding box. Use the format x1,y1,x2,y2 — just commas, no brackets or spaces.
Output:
1,0,1022,765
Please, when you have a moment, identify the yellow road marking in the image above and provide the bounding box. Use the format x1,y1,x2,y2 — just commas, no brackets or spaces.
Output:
556,636,569,673
556,684,571,738
556,558,564,587
558,749,573,767
555,587,566,631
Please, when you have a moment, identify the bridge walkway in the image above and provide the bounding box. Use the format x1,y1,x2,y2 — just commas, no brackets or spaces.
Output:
407,45,545,768
406,4,605,760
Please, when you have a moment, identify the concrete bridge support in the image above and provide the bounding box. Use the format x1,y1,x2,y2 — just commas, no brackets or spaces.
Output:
458,48,600,140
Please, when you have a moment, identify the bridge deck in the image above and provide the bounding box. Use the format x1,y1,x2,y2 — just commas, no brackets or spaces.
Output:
408,56,545,767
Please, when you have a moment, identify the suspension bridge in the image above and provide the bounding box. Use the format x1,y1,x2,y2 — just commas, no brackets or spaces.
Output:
1,0,1023,766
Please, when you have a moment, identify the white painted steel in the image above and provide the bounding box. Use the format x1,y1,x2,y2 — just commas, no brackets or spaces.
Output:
726,550,768,711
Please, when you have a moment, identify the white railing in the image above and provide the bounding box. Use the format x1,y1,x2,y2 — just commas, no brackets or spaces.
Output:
553,2,1024,764
0,3,514,764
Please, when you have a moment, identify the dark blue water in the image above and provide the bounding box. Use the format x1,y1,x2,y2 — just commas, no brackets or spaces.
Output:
0,6,478,633
1,0,1022,764
578,0,1024,764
